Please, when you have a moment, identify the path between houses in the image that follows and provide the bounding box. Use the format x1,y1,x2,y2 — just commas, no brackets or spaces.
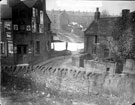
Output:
34,54,85,71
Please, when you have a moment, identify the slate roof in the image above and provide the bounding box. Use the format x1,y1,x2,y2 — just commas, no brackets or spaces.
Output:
3,0,51,23
1,5,12,19
8,0,21,7
22,0,37,8
85,17,120,36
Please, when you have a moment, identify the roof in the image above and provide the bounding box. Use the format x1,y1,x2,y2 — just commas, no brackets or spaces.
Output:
44,12,51,23
1,5,12,19
8,0,21,7
85,17,120,36
22,0,37,8
8,0,42,8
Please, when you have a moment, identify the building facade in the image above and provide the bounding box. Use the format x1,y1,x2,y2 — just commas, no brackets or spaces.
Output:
84,8,119,59
1,0,52,65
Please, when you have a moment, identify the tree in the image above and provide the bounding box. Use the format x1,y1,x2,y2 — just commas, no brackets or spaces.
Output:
101,10,110,18
111,16,135,60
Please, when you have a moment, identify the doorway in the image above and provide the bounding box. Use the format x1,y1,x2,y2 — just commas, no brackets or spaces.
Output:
17,44,28,64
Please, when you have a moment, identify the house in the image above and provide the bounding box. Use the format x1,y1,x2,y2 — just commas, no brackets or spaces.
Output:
84,8,119,59
84,8,135,73
1,0,52,65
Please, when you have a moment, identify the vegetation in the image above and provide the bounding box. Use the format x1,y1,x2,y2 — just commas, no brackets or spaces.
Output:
111,15,135,60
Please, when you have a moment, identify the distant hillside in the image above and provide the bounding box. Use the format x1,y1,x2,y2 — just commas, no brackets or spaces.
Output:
47,10,94,43
47,10,94,31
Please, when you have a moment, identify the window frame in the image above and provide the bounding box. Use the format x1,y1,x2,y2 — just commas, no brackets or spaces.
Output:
35,41,40,54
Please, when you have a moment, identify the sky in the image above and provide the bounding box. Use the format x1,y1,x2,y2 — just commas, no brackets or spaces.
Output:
46,0,135,15
1,0,135,15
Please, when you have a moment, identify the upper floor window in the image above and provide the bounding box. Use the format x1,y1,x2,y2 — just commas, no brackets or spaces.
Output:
20,24,25,31
32,8,36,17
6,32,12,38
4,21,12,31
32,18,36,32
1,42,5,54
94,35,98,43
26,25,31,31
8,41,13,55
13,25,18,30
40,10,43,24
36,9,38,17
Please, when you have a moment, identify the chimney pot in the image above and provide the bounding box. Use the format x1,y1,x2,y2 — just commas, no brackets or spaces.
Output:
95,7,100,21
96,8,99,12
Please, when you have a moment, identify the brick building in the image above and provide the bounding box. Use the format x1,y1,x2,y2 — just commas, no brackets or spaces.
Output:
1,0,52,65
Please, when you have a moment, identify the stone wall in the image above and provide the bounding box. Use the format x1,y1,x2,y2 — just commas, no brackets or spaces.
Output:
123,59,135,74
84,60,116,74
1,65,135,104
30,66,135,104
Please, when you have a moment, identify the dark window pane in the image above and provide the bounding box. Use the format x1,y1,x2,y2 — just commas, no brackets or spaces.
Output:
4,21,12,31
23,46,27,54
17,46,22,54
104,49,109,57
95,35,98,43
14,25,18,30
36,41,40,54
1,42,5,54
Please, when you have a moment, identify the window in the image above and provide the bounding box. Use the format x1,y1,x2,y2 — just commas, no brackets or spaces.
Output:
40,10,43,24
20,25,25,31
48,23,50,31
14,25,18,30
26,25,31,31
4,21,12,31
32,8,36,17
94,35,98,43
6,32,12,38
104,49,109,57
46,41,50,51
36,9,38,17
93,46,96,54
1,42,5,54
8,41,13,55
39,24,44,33
32,18,36,32
35,41,40,54
36,23,39,32
17,46,22,54
17,45,27,54
23,46,27,54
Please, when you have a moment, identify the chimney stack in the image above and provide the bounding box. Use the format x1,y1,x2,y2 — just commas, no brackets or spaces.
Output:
42,0,46,12
95,7,100,21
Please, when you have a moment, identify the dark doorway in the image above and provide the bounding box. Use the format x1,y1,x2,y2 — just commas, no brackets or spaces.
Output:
17,44,28,64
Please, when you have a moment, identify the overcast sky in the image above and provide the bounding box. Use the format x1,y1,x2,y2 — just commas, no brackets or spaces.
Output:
1,0,135,15
46,0,135,15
